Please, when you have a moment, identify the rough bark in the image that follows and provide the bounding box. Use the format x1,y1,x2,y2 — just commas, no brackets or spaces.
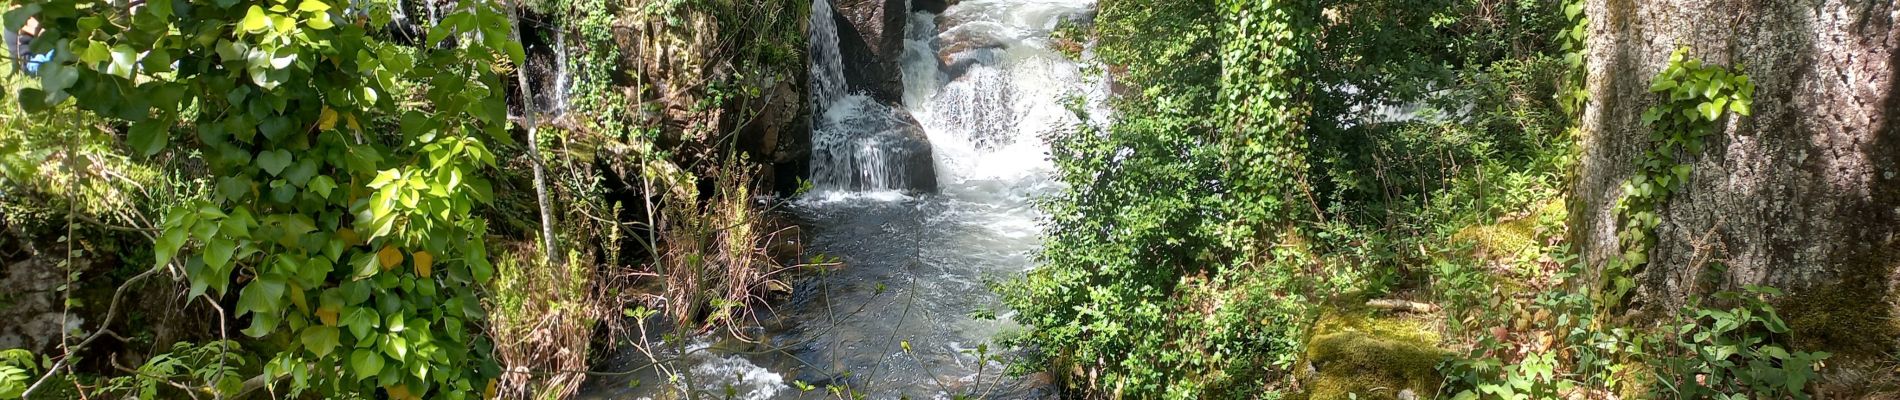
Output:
1576,0,1899,356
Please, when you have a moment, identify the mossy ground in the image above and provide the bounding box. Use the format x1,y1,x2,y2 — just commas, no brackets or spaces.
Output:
1288,306,1447,400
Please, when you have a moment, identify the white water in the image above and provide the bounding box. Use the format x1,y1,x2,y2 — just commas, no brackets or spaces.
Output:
582,0,1101,397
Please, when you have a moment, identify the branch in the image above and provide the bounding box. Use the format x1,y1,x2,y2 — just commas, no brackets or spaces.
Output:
22,268,159,397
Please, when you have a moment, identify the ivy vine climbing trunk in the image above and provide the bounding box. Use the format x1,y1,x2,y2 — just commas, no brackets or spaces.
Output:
508,3,562,266
1575,0,1899,357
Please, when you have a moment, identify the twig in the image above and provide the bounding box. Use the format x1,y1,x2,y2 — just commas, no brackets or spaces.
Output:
22,268,158,397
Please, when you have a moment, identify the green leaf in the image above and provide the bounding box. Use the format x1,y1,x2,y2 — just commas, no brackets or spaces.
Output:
309,175,338,198
349,349,384,381
306,11,335,30
1698,101,1721,121
382,334,408,361
107,45,140,79
298,0,331,12
206,238,238,271
242,5,271,33
257,149,293,176
301,326,340,357
39,62,79,105
4,4,40,34
342,307,379,339
128,119,169,157
1649,77,1677,93
153,229,186,272
236,277,285,317
284,158,320,186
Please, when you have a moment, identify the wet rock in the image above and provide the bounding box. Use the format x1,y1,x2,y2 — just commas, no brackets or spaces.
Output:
885,109,940,193
831,0,907,102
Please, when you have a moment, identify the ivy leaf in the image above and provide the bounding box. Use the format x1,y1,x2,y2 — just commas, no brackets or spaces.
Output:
298,0,331,12
383,334,408,361
39,62,79,105
301,326,340,357
245,276,286,311
342,307,379,339
80,43,111,65
242,5,271,33
154,228,187,269
206,237,238,271
107,45,140,79
285,158,320,186
1730,100,1751,116
128,119,170,157
1648,77,1676,93
1697,101,1721,121
349,349,384,381
145,0,173,19
306,11,335,30
3,4,40,34
309,175,338,198
257,149,294,176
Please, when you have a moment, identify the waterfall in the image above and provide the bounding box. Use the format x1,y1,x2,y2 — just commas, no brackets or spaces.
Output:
806,0,935,195
807,0,848,111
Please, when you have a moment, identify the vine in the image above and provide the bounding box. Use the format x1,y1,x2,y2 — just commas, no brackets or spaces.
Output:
1602,48,1754,306
14,0,519,397
1556,0,1588,116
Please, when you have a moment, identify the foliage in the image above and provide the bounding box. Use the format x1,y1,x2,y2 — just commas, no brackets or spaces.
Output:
99,341,255,398
1653,286,1829,399
0,349,37,398
1602,48,1754,307
1006,0,1582,396
11,0,523,396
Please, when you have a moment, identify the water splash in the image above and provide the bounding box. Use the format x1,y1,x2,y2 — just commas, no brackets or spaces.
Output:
807,0,936,194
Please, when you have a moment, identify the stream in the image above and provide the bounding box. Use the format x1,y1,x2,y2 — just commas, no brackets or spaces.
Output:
580,0,1101,398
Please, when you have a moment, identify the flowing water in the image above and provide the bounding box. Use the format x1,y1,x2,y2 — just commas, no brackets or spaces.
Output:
582,0,1101,397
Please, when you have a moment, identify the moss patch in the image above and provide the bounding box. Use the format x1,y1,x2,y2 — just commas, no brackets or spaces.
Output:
1779,281,1898,360
1290,307,1448,400
1451,200,1566,263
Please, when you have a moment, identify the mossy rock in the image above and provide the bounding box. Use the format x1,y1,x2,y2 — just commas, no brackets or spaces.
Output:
1288,308,1448,400
1451,199,1565,262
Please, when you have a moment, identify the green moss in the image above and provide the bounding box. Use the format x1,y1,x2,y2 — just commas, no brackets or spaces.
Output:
1779,280,1898,360
1451,199,1565,262
1291,308,1448,400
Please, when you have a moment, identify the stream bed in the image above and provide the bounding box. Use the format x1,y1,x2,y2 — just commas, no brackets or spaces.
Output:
579,0,1101,398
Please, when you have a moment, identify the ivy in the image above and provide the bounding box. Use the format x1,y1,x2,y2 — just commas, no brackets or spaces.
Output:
1556,0,1588,115
15,0,519,397
1602,48,1754,307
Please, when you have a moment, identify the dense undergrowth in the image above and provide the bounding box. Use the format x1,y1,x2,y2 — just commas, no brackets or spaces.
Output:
1001,0,1847,398
0,0,805,397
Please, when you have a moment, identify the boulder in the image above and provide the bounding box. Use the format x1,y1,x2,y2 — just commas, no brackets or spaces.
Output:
830,0,907,102
1288,307,1447,400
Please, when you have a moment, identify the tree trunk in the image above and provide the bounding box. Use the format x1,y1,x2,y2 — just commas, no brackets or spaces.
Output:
1575,0,1899,357
508,4,562,266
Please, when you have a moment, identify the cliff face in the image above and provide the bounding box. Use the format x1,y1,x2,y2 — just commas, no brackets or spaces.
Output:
1576,0,1899,356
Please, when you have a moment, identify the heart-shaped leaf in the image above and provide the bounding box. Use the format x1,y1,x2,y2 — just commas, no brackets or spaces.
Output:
257,149,294,176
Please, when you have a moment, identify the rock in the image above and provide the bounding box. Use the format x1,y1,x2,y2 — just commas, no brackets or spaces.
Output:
0,258,77,355
830,0,907,102
1289,307,1447,400
885,109,939,193
913,0,953,14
